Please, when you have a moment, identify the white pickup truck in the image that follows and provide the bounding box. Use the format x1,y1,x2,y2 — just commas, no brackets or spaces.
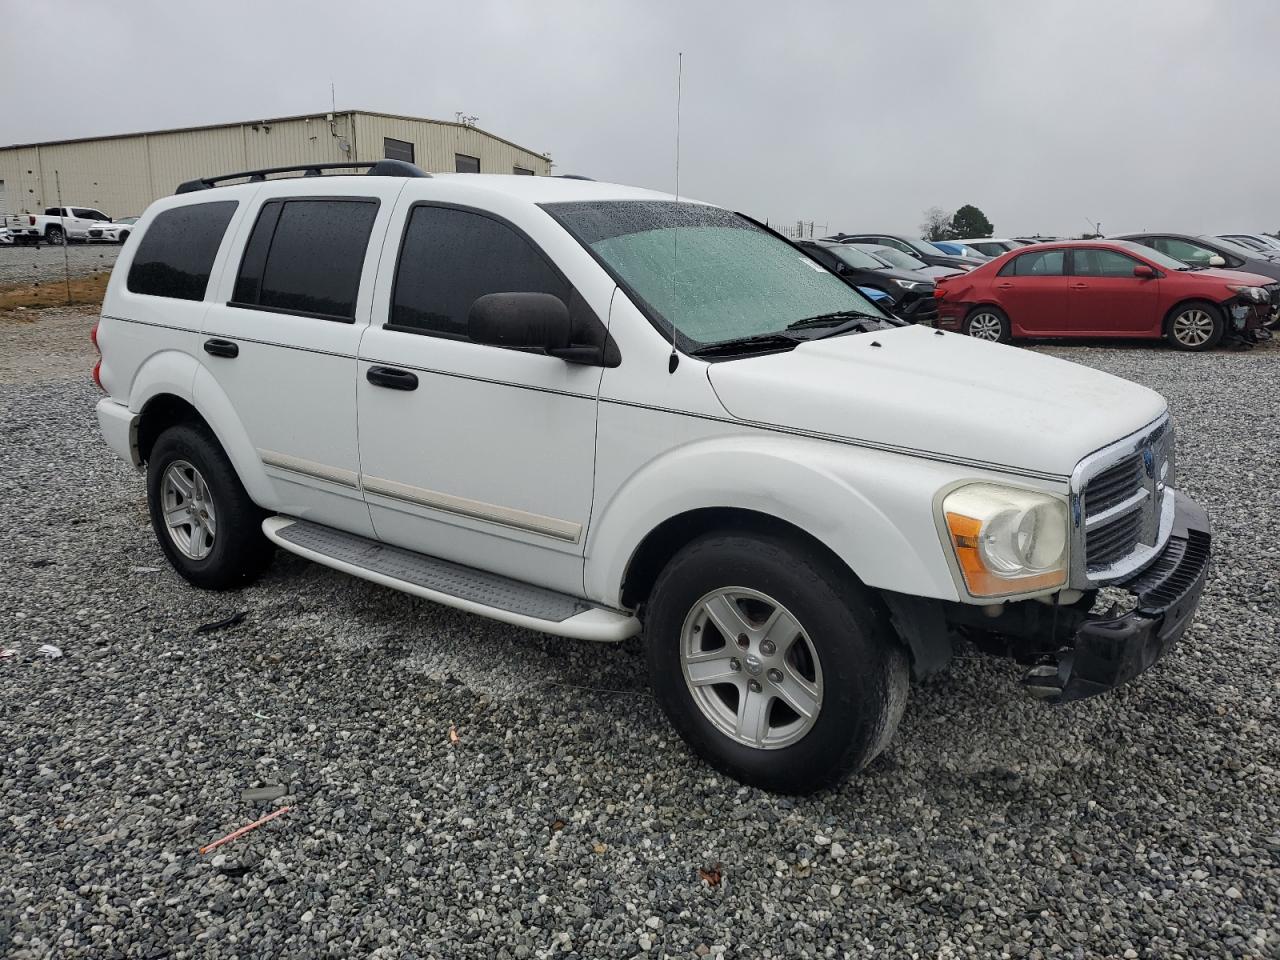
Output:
92,160,1211,793
3,205,115,244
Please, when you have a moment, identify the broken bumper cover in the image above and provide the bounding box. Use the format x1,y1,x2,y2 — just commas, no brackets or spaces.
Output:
1029,492,1211,703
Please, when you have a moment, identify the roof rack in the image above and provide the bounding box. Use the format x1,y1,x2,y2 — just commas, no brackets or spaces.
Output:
175,159,430,194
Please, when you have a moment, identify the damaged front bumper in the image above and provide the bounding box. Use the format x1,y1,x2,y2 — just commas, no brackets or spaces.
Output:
1027,493,1210,702
916,493,1211,704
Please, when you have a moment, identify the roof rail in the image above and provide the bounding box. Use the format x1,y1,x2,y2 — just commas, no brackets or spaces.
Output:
175,159,430,194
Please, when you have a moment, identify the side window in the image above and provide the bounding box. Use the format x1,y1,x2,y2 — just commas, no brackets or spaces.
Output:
384,137,414,163
390,205,570,340
1073,248,1141,278
44,207,60,216
455,153,480,174
1151,237,1214,265
126,201,238,301
998,249,1065,276
513,166,535,176
880,238,912,254
231,198,378,321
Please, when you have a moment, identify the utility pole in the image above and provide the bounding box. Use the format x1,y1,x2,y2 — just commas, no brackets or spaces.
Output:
54,170,71,305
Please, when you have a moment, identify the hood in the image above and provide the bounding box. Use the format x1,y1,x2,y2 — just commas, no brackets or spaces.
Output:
1198,265,1280,285
868,265,936,286
706,325,1167,478
919,265,962,279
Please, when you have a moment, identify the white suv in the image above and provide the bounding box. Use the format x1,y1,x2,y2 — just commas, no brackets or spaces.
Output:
94,161,1211,793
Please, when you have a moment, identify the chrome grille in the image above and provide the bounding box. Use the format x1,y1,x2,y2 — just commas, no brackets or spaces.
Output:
1070,416,1175,585
1084,453,1143,515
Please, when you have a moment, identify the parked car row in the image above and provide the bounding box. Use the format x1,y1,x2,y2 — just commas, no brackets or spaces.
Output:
931,239,1277,350
2,206,137,245
811,224,1279,349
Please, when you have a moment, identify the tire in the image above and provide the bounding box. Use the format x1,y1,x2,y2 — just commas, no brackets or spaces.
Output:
146,422,274,590
645,531,909,794
1166,300,1224,351
118,231,130,244
964,305,1011,343
44,225,65,246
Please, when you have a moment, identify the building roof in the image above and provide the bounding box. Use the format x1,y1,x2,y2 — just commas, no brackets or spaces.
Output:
0,109,550,160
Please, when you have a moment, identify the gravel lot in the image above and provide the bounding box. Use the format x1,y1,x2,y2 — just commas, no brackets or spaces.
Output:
1,310,1277,959
0,244,120,286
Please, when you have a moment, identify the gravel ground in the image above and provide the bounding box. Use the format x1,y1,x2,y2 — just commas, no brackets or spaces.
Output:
1,312,1277,959
0,244,120,286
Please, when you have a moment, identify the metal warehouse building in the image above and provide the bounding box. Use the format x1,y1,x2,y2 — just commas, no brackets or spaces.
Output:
0,110,553,219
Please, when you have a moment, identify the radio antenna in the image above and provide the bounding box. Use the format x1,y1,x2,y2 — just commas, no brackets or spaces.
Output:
668,52,683,374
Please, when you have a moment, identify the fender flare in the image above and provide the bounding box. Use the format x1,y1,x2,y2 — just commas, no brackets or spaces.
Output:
128,351,275,505
583,435,960,608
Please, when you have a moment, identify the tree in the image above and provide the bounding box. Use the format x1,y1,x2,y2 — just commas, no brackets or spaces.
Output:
920,206,955,241
951,204,994,239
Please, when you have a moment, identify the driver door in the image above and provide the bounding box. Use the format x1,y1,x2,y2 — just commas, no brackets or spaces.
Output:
356,201,608,596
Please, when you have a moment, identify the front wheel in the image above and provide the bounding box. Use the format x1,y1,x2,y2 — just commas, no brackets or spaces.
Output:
646,532,908,794
1166,301,1224,351
964,306,1011,343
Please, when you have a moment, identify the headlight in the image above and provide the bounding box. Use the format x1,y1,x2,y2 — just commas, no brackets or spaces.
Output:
892,279,930,291
941,483,1068,597
1228,285,1268,302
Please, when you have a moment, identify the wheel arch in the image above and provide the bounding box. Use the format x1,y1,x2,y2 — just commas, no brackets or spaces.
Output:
1161,296,1224,333
129,356,274,505
585,436,961,612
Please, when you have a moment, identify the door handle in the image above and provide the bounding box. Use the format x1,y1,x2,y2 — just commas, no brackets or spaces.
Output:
203,338,239,358
1070,282,1089,289
996,282,1014,289
366,366,419,391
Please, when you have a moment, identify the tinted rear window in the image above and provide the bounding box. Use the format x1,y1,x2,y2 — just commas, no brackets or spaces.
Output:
127,201,238,301
231,198,378,321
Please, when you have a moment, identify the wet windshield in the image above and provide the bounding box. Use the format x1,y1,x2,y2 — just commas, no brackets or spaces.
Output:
854,244,928,271
544,200,885,349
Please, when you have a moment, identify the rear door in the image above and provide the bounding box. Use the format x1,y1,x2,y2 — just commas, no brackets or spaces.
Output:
992,247,1070,334
197,179,405,537
1067,247,1161,335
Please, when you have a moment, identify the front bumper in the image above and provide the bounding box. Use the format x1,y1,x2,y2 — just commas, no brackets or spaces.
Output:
1026,492,1210,703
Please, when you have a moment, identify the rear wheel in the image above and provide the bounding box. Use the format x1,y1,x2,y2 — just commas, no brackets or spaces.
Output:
964,306,1011,343
44,225,65,246
146,423,274,589
1166,301,1223,351
646,532,908,794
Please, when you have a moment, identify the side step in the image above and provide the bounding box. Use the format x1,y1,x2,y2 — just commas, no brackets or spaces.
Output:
262,517,639,642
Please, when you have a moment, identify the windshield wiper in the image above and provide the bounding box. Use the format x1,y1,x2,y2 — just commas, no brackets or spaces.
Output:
778,312,890,337
688,332,802,358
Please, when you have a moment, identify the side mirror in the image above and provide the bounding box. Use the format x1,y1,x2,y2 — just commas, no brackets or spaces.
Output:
1133,265,1157,279
469,292,571,354
1207,254,1226,267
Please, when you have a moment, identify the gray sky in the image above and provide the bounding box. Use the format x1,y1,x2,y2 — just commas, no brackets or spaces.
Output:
4,0,1277,237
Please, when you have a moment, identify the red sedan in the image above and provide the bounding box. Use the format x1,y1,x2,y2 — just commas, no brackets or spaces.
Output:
933,239,1276,350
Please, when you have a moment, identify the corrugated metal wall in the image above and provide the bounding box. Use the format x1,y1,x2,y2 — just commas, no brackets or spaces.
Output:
0,112,552,217
352,114,551,176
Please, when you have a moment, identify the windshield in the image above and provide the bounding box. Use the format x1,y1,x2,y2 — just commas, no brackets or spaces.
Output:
1115,242,1193,271
543,200,884,349
854,244,927,271
1201,236,1265,260
820,245,883,270
898,237,938,256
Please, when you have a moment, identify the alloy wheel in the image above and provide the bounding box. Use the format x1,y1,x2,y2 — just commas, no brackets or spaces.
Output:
680,587,824,750
160,459,217,560
1172,309,1214,347
967,312,1004,341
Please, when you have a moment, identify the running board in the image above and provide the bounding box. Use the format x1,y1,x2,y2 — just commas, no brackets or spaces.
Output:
263,516,638,642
